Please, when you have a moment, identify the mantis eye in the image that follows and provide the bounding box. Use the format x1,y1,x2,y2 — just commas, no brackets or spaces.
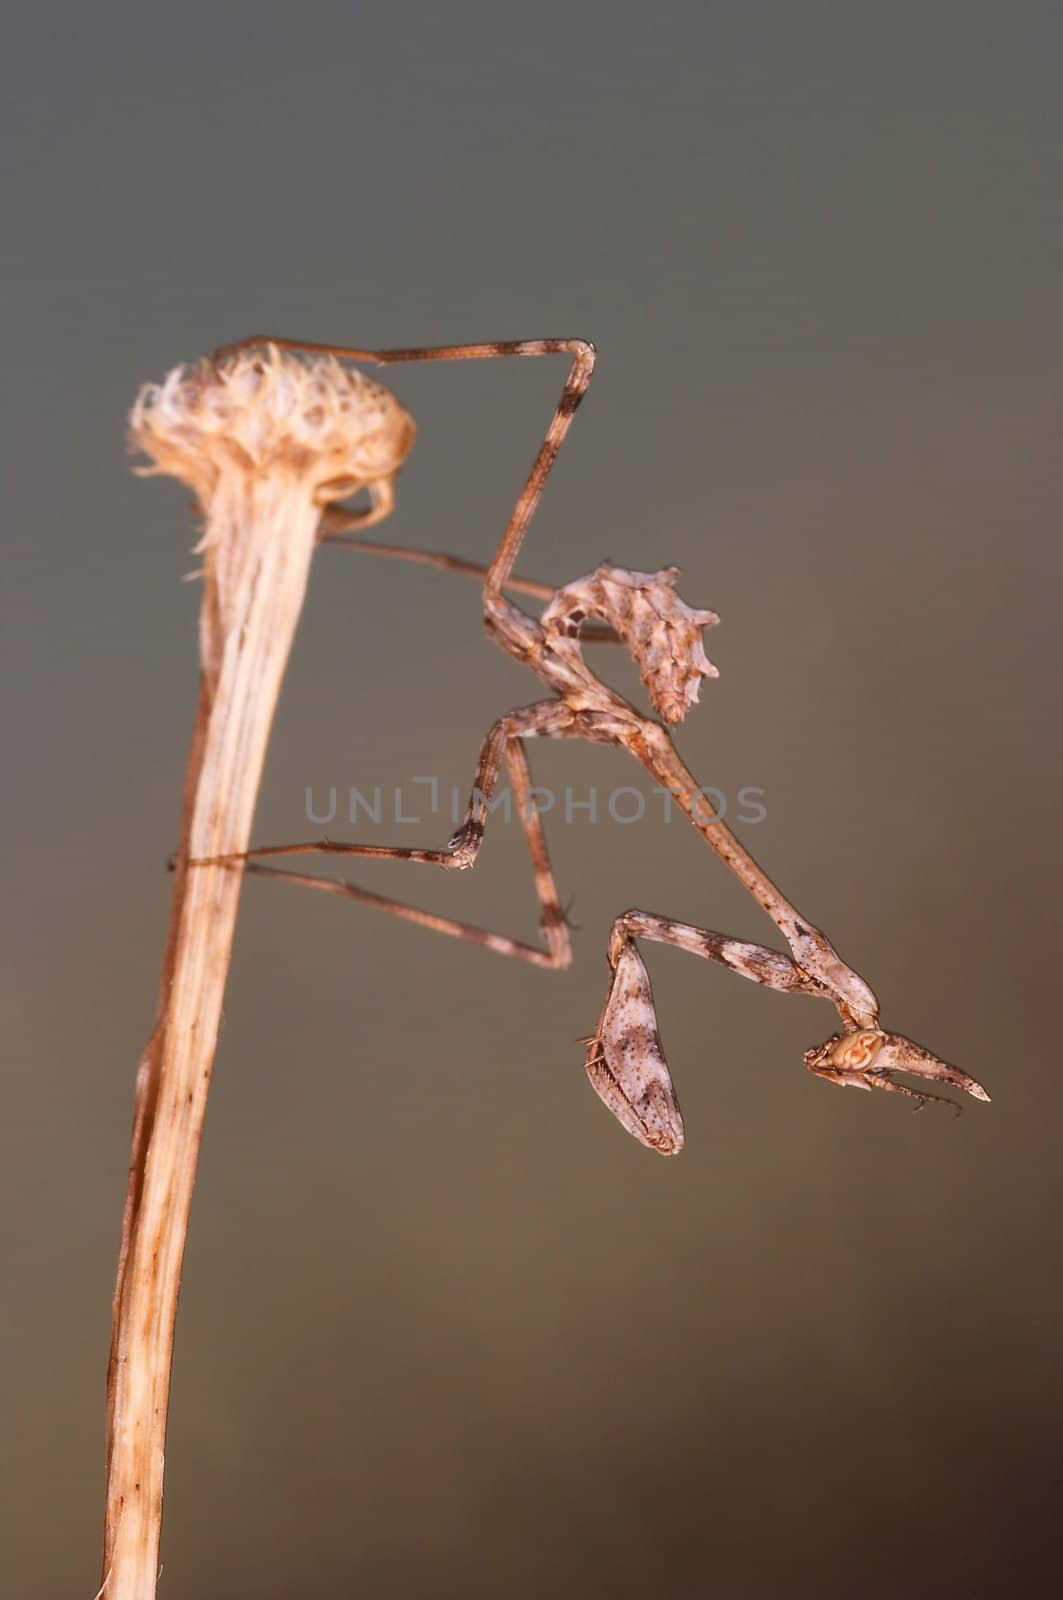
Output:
828,1029,887,1073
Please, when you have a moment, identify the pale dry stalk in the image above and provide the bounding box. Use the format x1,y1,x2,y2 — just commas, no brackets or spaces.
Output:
102,348,414,1599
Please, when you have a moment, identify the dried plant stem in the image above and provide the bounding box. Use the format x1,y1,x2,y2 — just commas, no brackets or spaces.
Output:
102,348,416,1599
103,479,321,1596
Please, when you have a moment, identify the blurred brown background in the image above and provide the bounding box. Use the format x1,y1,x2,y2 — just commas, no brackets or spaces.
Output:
3,3,1061,1595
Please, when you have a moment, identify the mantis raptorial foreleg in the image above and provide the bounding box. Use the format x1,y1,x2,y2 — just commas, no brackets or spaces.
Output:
584,911,989,1155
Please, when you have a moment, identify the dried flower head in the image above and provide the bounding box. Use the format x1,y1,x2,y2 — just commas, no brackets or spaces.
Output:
129,343,415,508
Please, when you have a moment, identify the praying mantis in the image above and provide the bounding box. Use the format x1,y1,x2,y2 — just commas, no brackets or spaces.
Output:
195,335,990,1153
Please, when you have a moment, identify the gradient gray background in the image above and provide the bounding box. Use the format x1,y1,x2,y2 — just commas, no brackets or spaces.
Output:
3,3,1061,1596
